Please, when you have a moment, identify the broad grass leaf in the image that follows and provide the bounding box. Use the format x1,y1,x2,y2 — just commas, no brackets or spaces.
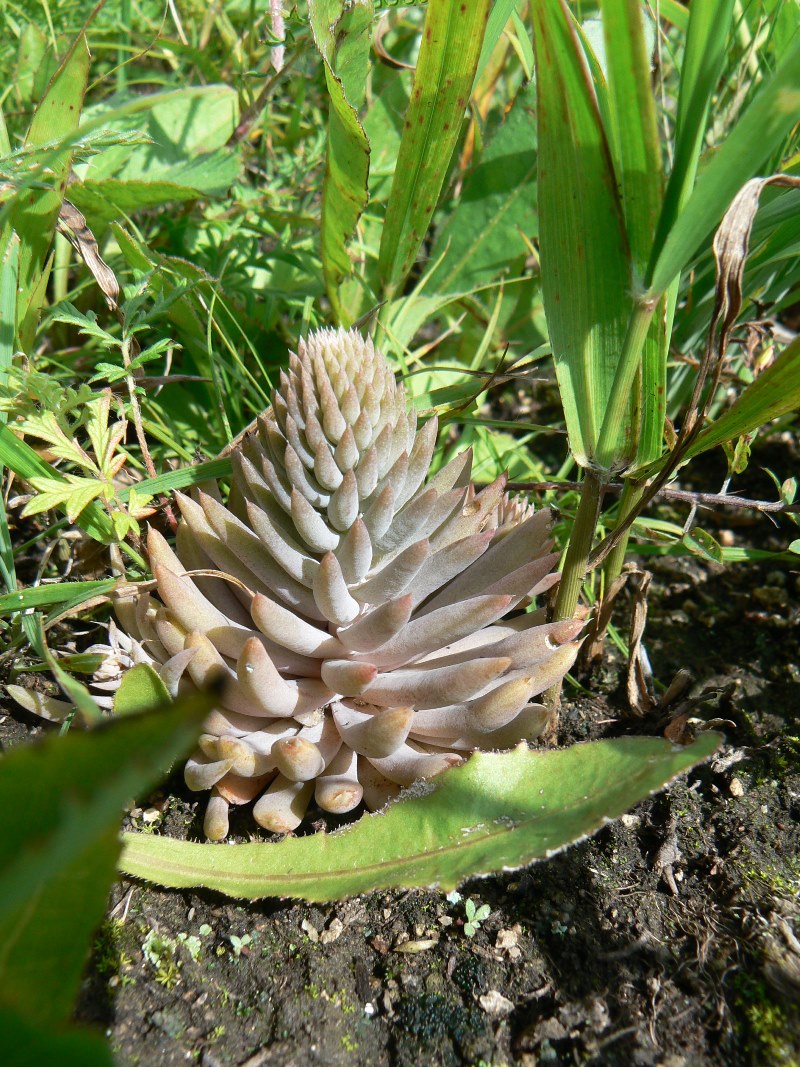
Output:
120,735,720,901
426,79,537,294
531,0,633,471
0,689,214,1025
309,0,373,323
378,0,492,296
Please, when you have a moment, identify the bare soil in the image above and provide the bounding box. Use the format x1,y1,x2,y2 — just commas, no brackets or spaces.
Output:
2,474,799,1067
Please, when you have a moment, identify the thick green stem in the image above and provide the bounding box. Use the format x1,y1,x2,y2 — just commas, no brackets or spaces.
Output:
594,299,657,471
602,479,645,593
546,470,604,714
553,470,604,623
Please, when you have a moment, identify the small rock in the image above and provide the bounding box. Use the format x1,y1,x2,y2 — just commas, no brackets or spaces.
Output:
300,918,319,943
496,928,519,951
320,918,343,944
729,777,745,797
479,990,515,1017
394,937,438,953
142,807,162,824
620,813,641,830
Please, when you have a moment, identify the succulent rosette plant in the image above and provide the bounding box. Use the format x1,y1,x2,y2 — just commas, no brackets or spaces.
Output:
15,329,583,839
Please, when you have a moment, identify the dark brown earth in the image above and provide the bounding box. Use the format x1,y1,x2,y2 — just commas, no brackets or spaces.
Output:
2,473,799,1067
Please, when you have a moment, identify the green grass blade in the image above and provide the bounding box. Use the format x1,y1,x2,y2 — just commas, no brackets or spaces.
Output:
0,579,116,617
685,335,800,459
119,735,719,900
0,688,213,1026
648,27,800,294
12,33,90,351
309,0,373,324
0,231,20,598
601,0,661,275
648,0,736,279
475,0,522,84
531,0,633,470
378,0,492,296
119,458,233,501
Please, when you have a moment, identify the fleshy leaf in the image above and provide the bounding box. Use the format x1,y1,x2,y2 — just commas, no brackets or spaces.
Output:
120,734,720,901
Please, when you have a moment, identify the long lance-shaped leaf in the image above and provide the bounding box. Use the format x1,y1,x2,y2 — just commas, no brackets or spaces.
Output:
0,687,214,1026
531,0,633,471
11,34,90,351
601,0,665,469
685,335,800,460
0,578,116,616
309,0,373,324
647,35,800,296
378,0,492,296
119,735,719,901
648,0,736,276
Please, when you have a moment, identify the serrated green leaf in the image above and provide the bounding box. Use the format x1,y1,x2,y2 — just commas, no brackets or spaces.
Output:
120,735,720,901
309,0,373,323
378,0,492,295
0,688,213,1025
0,423,114,541
531,0,634,470
23,475,106,524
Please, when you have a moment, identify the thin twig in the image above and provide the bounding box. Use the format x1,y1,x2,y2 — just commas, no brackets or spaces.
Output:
507,480,799,515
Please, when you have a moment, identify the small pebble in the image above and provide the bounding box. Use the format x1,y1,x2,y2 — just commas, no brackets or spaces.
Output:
729,777,745,797
479,990,515,1017
320,918,343,944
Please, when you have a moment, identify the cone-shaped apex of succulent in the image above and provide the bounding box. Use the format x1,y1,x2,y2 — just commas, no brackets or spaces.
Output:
100,327,582,838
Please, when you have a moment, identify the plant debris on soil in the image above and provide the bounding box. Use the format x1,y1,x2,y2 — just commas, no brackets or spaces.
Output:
2,539,799,1067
